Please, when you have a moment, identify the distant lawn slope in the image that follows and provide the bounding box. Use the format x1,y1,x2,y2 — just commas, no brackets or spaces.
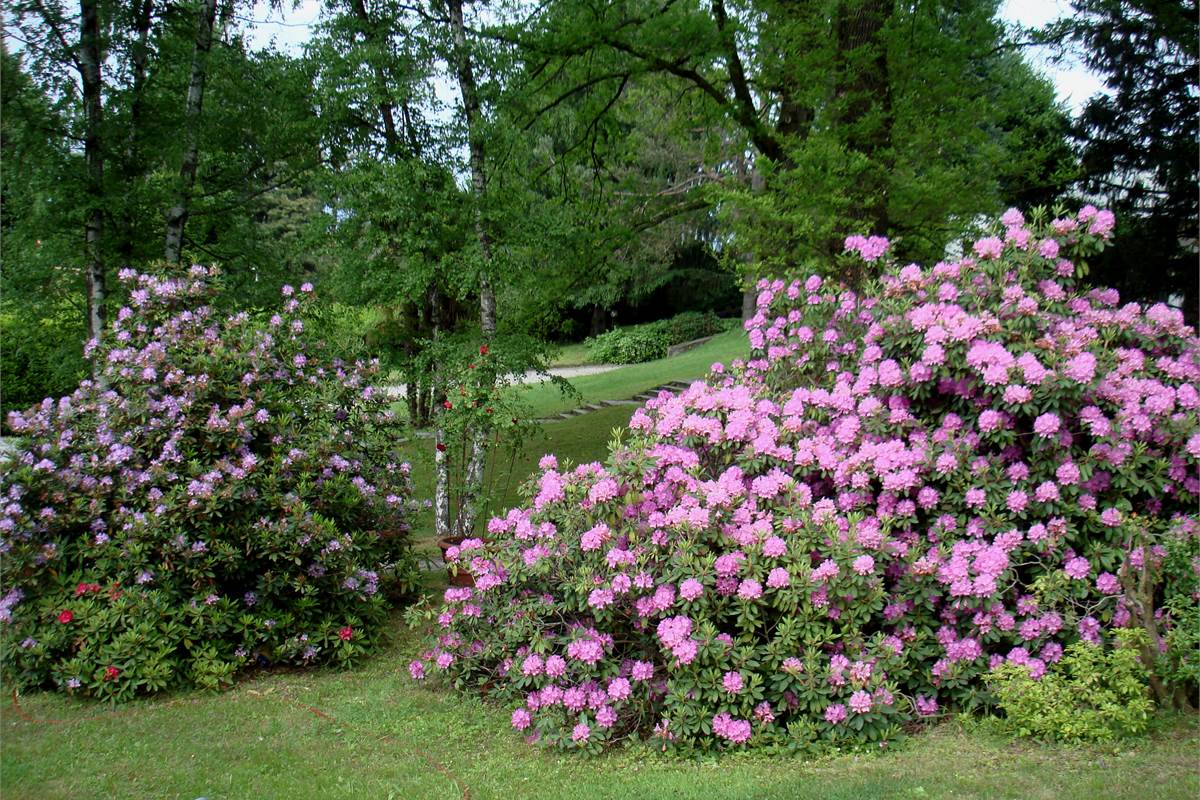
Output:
400,404,636,544
522,327,747,419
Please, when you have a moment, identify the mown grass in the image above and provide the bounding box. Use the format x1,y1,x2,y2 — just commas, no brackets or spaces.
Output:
3,615,1197,800
521,328,748,419
549,341,592,367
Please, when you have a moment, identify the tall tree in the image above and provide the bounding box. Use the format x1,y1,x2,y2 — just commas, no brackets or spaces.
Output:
1053,0,1198,321
445,0,496,540
500,0,1074,279
163,0,220,263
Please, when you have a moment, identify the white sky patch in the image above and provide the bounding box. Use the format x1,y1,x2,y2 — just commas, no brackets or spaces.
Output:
999,0,1110,113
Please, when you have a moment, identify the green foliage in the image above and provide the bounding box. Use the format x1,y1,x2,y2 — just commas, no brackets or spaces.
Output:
986,630,1155,743
0,306,87,421
0,268,419,699
1052,0,1198,320
586,312,727,364
586,326,668,364
1155,529,1200,693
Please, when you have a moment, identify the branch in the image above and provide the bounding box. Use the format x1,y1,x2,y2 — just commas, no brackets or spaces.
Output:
523,68,629,129
28,0,84,73
711,0,788,165
187,163,323,218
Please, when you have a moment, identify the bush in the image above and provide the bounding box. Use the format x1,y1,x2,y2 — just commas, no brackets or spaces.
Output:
586,326,668,364
586,312,726,365
0,305,87,424
408,206,1199,751
0,266,419,700
656,311,727,346
986,629,1154,743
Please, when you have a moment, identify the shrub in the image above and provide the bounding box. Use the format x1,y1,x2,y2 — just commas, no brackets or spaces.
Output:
408,206,1199,751
656,311,727,346
587,312,726,365
586,326,667,364
0,305,87,423
986,629,1154,743
0,266,419,700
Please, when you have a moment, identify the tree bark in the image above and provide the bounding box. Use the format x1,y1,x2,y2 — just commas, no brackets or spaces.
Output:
163,0,219,264
450,0,495,537
79,0,106,357
118,0,155,263
834,0,893,236
431,283,451,540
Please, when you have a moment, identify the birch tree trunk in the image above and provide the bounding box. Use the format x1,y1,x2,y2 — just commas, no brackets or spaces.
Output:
431,285,452,540
163,0,218,264
449,0,495,538
79,0,106,358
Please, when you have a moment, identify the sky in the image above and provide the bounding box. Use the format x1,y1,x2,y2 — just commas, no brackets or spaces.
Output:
243,0,1110,115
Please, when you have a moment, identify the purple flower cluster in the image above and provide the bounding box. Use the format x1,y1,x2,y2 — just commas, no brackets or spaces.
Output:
1,267,417,698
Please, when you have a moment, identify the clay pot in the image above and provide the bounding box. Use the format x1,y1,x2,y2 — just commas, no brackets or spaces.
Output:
436,535,476,587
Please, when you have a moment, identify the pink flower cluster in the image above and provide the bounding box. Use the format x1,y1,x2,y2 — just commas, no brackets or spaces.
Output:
411,207,1199,751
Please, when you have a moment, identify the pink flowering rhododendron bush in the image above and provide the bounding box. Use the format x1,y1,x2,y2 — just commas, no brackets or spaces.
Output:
0,267,419,700
409,206,1199,751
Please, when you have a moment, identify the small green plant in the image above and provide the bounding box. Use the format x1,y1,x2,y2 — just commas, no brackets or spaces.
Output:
986,629,1155,743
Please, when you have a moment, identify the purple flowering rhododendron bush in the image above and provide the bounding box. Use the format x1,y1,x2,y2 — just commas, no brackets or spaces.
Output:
0,267,419,700
409,206,1200,751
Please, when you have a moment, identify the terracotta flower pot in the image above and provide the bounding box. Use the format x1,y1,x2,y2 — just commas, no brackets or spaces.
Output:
436,535,476,587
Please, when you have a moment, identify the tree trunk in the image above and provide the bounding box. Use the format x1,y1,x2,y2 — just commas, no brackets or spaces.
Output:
164,0,219,264
431,283,451,540
348,0,406,159
738,163,766,321
80,0,106,358
450,0,495,538
118,0,154,263
834,0,893,238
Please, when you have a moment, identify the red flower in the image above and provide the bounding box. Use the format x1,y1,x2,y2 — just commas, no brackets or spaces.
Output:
479,344,489,355
57,609,74,624
338,626,353,642
436,443,446,452
104,666,120,681
443,400,453,410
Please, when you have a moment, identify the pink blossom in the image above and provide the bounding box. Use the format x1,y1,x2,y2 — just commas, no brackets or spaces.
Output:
973,237,1003,259
1033,413,1060,437
852,555,875,575
824,703,848,724
1064,556,1090,580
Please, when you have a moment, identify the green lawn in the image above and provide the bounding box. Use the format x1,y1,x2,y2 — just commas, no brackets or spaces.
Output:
3,615,1196,800
549,340,592,367
522,328,748,419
